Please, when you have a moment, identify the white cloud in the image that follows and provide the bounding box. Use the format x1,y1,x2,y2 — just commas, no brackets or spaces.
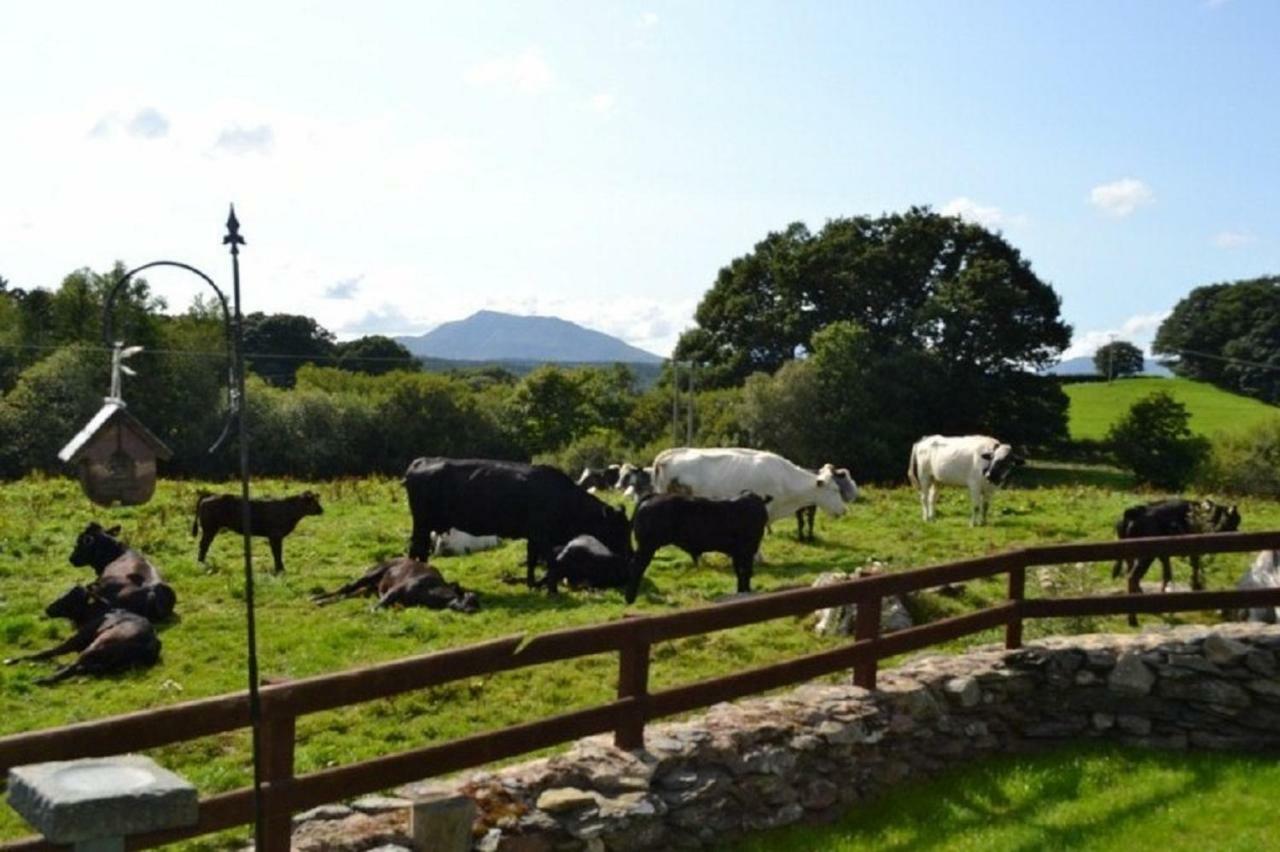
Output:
940,196,1025,229
1212,230,1254,248
588,93,617,115
324,276,362,300
1061,310,1170,359
215,124,274,155
638,11,659,28
1089,178,1153,217
465,48,553,94
128,108,170,139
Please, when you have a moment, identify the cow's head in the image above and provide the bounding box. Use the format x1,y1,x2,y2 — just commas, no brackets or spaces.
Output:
446,583,481,614
820,464,860,503
813,468,848,517
1202,501,1241,533
45,585,108,624
980,444,1025,486
69,522,125,571
295,491,324,517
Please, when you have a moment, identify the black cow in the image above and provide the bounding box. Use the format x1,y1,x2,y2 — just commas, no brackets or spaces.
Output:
1113,498,1241,625
4,608,160,685
538,535,631,595
70,523,176,622
577,465,623,492
627,492,771,603
405,458,631,587
193,491,323,573
312,557,480,612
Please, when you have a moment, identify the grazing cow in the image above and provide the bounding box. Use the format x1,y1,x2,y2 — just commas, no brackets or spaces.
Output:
69,523,176,622
1112,498,1241,596
404,457,631,587
576,465,623,493
652,448,847,524
538,535,631,595
618,464,655,502
627,492,771,603
794,465,860,541
312,557,480,612
192,491,323,573
432,528,502,557
4,609,160,685
1236,550,1280,623
907,435,1024,526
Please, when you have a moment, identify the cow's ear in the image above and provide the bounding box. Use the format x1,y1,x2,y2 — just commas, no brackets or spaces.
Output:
105,525,122,537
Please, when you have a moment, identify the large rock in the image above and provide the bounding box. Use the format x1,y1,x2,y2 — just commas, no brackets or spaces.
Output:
1109,653,1156,695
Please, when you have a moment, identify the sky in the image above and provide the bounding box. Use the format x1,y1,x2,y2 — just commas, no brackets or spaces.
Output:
1,1,1277,359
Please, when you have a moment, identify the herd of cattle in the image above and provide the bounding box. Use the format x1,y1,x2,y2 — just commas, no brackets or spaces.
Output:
3,435,1269,685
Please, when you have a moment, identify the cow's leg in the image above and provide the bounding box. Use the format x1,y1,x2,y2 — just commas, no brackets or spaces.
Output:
1159,555,1174,593
197,526,218,562
1190,554,1205,591
525,539,543,588
312,564,388,604
269,537,285,573
625,548,658,603
373,586,407,610
1128,556,1155,627
408,516,431,561
919,476,933,522
4,623,96,665
732,551,754,594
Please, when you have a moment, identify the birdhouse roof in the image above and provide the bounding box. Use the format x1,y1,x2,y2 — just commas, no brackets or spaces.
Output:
58,399,174,464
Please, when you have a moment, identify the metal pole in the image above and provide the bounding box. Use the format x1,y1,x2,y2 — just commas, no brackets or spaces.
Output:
686,361,695,445
224,206,266,851
671,362,679,446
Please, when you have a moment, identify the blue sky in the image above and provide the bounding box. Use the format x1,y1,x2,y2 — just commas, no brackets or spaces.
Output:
2,1,1276,357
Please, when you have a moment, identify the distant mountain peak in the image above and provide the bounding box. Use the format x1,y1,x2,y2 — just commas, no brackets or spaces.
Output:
396,310,664,364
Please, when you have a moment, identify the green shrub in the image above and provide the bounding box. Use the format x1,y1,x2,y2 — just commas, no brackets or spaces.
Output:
1196,417,1280,496
1107,391,1210,490
536,428,636,475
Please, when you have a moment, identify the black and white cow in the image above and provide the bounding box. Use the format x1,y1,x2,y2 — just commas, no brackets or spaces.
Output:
617,464,655,502
907,435,1024,526
404,458,631,587
576,465,623,493
538,535,631,595
794,465,859,541
652,448,846,523
627,492,771,603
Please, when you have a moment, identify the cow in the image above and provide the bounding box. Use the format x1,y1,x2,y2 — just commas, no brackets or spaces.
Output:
404,457,631,587
432,529,502,557
907,435,1024,526
576,465,623,493
4,608,160,685
1236,550,1280,624
1112,498,1241,595
69,523,176,622
794,465,859,541
651,448,847,525
627,492,771,603
537,535,631,595
618,464,655,502
193,491,323,573
312,557,480,612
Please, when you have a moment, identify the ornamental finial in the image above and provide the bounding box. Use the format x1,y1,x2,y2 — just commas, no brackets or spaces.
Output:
223,204,246,254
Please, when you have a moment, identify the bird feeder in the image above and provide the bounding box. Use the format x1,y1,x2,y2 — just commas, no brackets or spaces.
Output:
58,344,172,507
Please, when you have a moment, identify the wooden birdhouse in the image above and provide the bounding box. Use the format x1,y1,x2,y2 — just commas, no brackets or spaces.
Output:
58,399,173,506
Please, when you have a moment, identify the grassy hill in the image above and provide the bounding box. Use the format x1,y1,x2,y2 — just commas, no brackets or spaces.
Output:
1064,377,1279,441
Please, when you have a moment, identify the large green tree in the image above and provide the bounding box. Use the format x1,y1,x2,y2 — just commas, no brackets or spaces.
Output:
1153,276,1280,402
674,208,1071,387
334,335,419,375
242,312,338,387
1093,340,1145,379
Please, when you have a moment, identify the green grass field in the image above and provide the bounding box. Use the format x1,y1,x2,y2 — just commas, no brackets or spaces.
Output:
725,745,1280,852
1,472,1276,847
1064,377,1279,441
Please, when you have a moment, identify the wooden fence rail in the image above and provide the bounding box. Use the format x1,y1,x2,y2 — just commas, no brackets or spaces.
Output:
4,529,1280,851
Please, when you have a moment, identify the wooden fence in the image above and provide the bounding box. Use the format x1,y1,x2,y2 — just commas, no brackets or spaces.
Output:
4,530,1280,851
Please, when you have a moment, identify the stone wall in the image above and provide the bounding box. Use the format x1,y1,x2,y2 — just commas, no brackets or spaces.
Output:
291,623,1280,852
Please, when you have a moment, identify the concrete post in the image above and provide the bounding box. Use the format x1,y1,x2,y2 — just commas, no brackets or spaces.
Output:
409,792,475,852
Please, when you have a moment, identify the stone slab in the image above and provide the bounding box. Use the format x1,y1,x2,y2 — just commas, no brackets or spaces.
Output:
8,755,197,844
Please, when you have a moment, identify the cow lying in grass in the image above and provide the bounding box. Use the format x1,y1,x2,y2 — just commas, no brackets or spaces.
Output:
4,605,160,685
193,491,323,573
312,557,480,612
535,535,631,595
70,523,176,622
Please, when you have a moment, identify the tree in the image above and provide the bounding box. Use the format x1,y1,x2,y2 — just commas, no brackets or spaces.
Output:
242,313,337,387
1107,391,1209,490
1093,340,1145,379
334,335,419,375
1153,276,1280,402
674,208,1071,387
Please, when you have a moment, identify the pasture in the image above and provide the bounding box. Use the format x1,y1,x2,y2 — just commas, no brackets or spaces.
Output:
1,471,1277,846
1064,377,1279,441
726,745,1280,851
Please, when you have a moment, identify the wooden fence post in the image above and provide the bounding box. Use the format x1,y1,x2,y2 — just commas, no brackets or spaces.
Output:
852,596,881,689
1006,562,1026,650
615,635,651,751
261,714,296,852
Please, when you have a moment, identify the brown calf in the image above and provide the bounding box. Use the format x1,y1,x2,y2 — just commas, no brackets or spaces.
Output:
193,491,323,573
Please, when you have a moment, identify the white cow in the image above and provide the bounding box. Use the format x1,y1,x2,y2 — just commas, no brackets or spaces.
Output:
1237,550,1280,623
651,447,848,523
432,528,502,557
907,435,1024,526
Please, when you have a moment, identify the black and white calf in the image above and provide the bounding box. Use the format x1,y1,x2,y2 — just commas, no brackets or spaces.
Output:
538,535,631,594
627,492,771,603
907,435,1024,526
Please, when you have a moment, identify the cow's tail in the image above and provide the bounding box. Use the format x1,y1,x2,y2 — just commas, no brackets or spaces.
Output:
191,490,211,536
906,441,920,488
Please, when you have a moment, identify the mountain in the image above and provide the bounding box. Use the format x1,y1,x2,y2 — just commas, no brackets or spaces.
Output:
396,310,664,364
1042,356,1173,378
